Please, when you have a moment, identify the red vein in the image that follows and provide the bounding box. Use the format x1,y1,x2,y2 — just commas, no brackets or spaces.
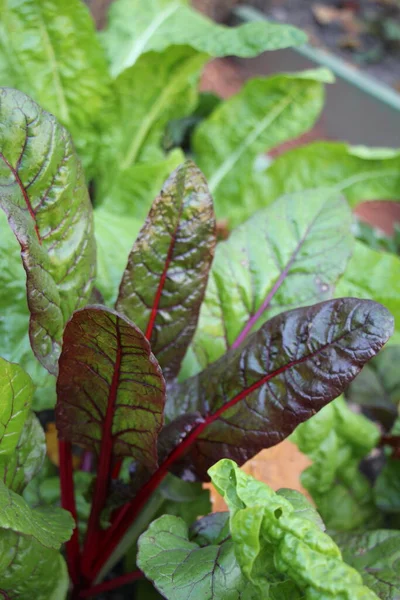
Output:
59,440,81,586
81,320,122,576
0,151,41,244
79,570,143,598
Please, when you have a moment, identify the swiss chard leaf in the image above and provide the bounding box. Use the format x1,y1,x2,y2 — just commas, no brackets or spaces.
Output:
166,298,393,479
0,357,33,455
0,0,111,174
117,161,216,381
209,459,379,599
336,241,400,345
55,306,165,470
0,480,73,600
192,69,333,225
0,87,96,374
336,530,400,599
183,188,353,377
374,459,400,515
101,0,306,78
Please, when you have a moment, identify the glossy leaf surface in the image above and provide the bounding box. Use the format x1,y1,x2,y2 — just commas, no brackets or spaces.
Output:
0,88,96,373
193,69,333,224
117,161,216,380
56,307,165,469
336,530,400,599
102,0,306,78
167,299,393,479
183,189,353,377
0,358,33,455
0,480,73,600
209,459,379,599
0,0,110,173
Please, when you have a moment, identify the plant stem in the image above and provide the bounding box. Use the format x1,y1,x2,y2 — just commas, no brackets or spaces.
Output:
58,440,81,586
79,570,143,598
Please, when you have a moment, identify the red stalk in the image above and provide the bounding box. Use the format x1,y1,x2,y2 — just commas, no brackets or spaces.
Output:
58,440,81,586
81,322,122,576
79,570,143,598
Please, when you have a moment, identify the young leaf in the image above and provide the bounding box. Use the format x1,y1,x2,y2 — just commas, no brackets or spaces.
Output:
55,306,165,470
0,412,45,494
209,459,379,599
374,459,400,514
137,514,257,600
183,188,353,377
336,530,400,599
336,241,400,345
256,142,400,209
117,161,216,381
0,87,96,374
0,0,111,174
102,0,306,78
192,69,333,224
166,299,393,479
0,480,74,600
0,358,33,455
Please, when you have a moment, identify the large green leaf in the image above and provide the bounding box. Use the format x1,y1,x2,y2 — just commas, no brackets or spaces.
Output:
209,459,378,599
336,530,400,599
117,161,216,381
0,0,110,174
0,87,96,374
255,142,400,208
0,480,73,600
192,69,333,225
182,188,353,377
0,358,33,455
166,299,393,480
291,397,380,532
102,0,306,78
0,412,45,494
336,241,400,345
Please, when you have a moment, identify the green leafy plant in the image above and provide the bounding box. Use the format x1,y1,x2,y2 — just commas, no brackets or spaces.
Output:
0,1,399,599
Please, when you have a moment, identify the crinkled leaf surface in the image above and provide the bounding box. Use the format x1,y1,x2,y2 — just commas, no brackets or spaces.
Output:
336,241,400,345
0,358,33,455
0,412,45,494
137,514,258,600
336,530,400,599
183,188,353,377
256,142,400,209
117,161,216,381
209,459,379,600
374,459,400,514
167,299,393,479
96,45,205,215
193,69,333,224
102,0,306,78
0,0,110,174
291,397,380,532
0,87,96,374
56,307,165,468
0,480,73,600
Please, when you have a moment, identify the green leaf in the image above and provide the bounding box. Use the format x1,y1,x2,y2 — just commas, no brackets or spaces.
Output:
96,46,205,216
184,188,353,376
0,0,111,174
0,412,45,494
157,474,211,526
117,161,216,381
192,69,333,225
257,142,400,209
0,480,73,600
166,299,393,480
137,514,257,600
374,459,400,514
336,241,400,345
276,489,325,532
0,358,33,455
291,397,380,531
336,530,400,599
102,0,306,78
0,87,96,374
55,307,165,470
209,459,379,599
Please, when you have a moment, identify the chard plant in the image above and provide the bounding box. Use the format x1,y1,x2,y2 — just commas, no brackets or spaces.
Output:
0,1,399,599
